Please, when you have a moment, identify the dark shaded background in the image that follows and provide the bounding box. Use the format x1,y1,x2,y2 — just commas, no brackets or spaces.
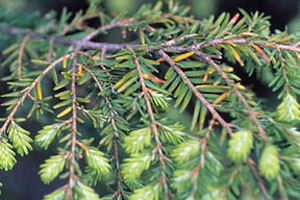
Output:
0,0,299,199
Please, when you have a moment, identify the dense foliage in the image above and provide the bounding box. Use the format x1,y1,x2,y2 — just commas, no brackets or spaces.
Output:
0,0,300,199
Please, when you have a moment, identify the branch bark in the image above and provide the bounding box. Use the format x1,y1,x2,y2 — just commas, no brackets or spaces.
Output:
68,45,80,200
17,34,30,76
2,26,300,53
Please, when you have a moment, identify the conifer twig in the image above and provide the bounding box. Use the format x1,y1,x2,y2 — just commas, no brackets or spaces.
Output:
247,158,269,200
2,26,300,53
98,49,125,198
83,48,126,197
83,18,134,42
161,33,198,46
47,36,54,63
202,38,300,53
0,52,75,138
67,45,80,199
195,52,268,141
81,65,125,198
18,33,30,76
277,176,288,200
158,49,233,135
192,118,216,198
277,48,291,93
28,93,40,108
128,46,171,199
164,13,198,24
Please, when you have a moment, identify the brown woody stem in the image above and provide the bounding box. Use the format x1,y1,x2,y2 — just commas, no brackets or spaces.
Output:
18,34,30,76
67,45,80,200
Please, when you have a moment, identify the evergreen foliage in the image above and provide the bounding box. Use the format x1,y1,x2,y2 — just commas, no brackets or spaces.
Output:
0,0,300,199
